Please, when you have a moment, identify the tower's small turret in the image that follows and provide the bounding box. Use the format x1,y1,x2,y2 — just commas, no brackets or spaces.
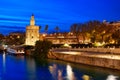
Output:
30,14,35,26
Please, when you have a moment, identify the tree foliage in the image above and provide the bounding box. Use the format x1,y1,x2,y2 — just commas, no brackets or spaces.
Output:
34,40,52,59
112,29,120,44
70,20,116,43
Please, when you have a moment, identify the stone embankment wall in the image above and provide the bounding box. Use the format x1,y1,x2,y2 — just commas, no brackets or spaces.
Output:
70,48,120,54
48,51,120,70
52,48,120,54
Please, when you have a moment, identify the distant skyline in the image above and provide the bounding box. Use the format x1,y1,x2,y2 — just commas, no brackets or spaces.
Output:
1,0,120,35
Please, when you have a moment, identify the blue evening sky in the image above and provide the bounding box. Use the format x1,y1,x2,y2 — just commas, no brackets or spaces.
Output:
0,0,120,35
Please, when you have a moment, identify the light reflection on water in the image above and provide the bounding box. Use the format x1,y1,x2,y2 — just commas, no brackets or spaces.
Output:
0,53,120,80
26,57,36,80
2,52,6,73
48,60,120,80
49,64,76,80
66,64,76,80
49,64,58,80
106,75,119,80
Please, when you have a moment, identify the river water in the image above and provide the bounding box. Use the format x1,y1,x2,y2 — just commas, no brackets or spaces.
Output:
0,52,120,80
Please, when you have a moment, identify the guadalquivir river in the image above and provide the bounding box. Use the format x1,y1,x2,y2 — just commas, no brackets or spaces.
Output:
0,52,120,80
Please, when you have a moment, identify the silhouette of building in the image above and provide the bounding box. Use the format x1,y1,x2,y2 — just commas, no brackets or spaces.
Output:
25,14,39,46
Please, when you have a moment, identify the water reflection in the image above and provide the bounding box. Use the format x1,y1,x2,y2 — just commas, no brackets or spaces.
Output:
2,52,6,73
49,64,65,80
58,70,63,80
106,75,119,80
66,64,76,80
0,53,120,80
26,57,36,80
48,60,120,80
82,75,90,80
1,52,6,80
49,64,58,80
49,64,77,80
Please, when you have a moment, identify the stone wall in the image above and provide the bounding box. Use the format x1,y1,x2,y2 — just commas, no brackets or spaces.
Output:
48,52,120,70
52,48,120,54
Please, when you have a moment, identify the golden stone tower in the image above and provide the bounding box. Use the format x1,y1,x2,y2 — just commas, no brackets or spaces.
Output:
25,14,39,46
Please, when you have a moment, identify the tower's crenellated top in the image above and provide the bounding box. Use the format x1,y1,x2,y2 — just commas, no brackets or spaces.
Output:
30,14,35,26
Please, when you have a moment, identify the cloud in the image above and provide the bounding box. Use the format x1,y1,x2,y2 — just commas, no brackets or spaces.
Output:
0,25,25,35
0,17,28,22
0,25,25,30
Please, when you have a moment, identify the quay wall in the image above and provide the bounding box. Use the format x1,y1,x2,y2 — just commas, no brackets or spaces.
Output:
52,48,120,54
48,52,120,70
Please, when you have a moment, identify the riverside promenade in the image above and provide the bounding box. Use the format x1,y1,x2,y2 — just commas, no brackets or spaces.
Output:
48,48,120,70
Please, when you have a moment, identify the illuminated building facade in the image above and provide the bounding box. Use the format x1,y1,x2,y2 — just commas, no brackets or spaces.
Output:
43,33,78,44
25,14,39,46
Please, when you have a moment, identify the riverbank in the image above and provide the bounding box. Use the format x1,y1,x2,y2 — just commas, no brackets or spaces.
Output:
52,47,120,54
48,48,120,70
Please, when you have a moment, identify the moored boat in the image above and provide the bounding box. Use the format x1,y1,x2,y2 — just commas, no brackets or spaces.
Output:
6,46,25,55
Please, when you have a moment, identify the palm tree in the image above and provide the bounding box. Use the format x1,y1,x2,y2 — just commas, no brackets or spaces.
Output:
39,25,41,30
55,26,59,33
39,25,41,33
45,25,48,34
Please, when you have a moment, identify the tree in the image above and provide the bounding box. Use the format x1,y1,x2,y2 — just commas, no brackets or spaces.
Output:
39,25,41,29
39,25,41,30
34,40,52,59
95,23,116,43
55,26,59,33
87,21,100,42
0,33,4,44
0,33,4,40
70,20,117,44
45,25,48,33
79,24,87,43
112,29,120,44
70,24,81,43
